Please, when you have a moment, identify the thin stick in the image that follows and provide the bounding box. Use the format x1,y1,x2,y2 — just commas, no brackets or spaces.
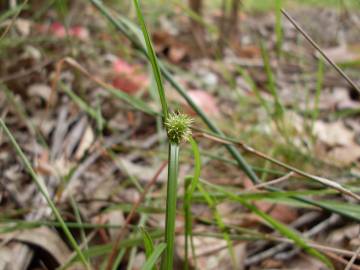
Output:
281,9,360,94
345,245,360,270
0,0,29,41
105,161,168,270
248,172,294,191
345,226,360,270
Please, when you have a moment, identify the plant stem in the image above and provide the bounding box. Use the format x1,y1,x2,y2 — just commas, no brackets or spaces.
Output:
161,143,180,270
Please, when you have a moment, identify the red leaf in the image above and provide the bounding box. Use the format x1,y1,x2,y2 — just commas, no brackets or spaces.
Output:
69,26,89,40
50,22,66,38
111,59,149,95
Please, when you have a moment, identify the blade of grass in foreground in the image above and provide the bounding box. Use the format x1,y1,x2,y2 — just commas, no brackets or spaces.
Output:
0,119,90,269
141,227,157,270
141,243,166,270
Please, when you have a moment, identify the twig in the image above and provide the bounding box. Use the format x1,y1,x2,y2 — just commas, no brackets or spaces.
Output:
281,9,360,94
345,246,360,270
326,251,360,270
105,160,168,270
247,172,294,191
345,226,360,270
0,0,29,41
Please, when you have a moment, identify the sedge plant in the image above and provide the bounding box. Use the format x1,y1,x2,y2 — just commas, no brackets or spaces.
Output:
133,0,194,269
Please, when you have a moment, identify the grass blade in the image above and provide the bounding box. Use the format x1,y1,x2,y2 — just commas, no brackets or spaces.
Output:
141,227,157,270
141,243,167,270
133,0,169,120
0,119,90,269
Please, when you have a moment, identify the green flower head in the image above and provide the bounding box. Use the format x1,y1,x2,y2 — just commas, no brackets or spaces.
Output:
165,112,193,145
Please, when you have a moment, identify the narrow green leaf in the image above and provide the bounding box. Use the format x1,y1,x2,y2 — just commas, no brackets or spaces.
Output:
133,0,169,120
61,83,101,120
141,227,157,270
141,243,167,270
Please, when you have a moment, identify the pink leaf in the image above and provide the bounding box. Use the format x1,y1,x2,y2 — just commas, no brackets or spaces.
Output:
112,59,135,75
187,90,219,117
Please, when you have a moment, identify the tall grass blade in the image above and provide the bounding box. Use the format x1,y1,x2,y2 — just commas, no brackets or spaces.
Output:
133,0,169,120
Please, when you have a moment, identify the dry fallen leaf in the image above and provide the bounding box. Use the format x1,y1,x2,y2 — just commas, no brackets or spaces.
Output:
322,44,360,64
176,233,246,270
313,121,354,146
111,59,149,94
327,144,360,165
0,227,71,265
186,90,220,117
74,125,95,160
28,84,52,101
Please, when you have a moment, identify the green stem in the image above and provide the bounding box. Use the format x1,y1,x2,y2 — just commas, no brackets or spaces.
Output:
161,143,180,270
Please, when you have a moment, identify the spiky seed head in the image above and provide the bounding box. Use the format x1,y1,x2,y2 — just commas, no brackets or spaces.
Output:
165,112,193,145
